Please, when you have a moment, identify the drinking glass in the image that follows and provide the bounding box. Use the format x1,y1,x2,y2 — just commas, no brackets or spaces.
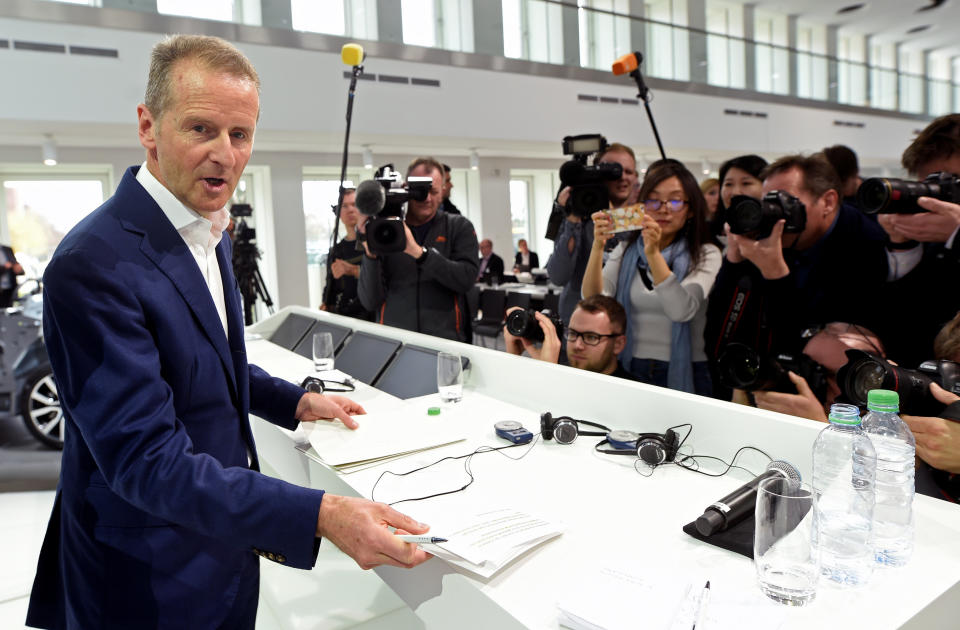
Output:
312,332,335,372
754,477,819,606
436,352,463,403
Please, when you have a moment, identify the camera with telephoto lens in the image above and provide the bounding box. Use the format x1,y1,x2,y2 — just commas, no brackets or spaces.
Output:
546,134,623,240
716,341,828,400
836,349,960,416
354,164,433,255
857,171,960,215
727,191,807,240
505,308,564,343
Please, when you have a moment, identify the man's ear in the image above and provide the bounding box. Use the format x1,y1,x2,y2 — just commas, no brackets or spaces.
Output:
137,104,157,152
820,188,839,217
613,333,627,355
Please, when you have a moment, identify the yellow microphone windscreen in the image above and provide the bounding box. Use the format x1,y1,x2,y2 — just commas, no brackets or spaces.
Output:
341,43,364,66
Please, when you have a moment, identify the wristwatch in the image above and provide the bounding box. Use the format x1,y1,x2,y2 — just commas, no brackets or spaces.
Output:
416,246,429,264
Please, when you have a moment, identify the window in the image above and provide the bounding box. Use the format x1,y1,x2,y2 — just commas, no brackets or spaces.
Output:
870,41,897,110
754,11,788,95
645,0,689,81
302,169,363,309
898,47,924,114
0,168,110,280
928,53,952,117
705,1,744,88
796,22,827,100
402,0,473,52
578,0,632,71
502,0,564,64
509,178,532,249
157,0,234,21
838,31,867,107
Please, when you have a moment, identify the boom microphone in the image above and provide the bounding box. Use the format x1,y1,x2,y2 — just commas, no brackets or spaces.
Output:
695,460,800,537
612,52,642,76
341,43,364,67
355,179,386,216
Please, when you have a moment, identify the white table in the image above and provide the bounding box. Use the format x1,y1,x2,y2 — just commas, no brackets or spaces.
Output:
248,307,960,630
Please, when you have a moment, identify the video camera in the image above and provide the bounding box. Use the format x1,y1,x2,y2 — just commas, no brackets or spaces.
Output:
727,191,807,240
505,308,564,344
836,349,960,416
716,341,828,400
354,164,433,255
545,134,622,240
857,171,960,215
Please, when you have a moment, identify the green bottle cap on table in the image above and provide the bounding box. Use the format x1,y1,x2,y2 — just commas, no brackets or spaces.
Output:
867,389,899,411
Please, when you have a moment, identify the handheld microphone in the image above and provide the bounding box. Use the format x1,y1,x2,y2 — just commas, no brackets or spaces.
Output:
612,51,642,76
695,460,800,537
355,179,386,216
341,43,365,67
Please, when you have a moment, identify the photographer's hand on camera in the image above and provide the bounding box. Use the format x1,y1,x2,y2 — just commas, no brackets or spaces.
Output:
502,306,562,363
356,217,376,259
903,382,960,474
879,198,960,244
752,371,828,423
726,219,790,280
401,222,427,260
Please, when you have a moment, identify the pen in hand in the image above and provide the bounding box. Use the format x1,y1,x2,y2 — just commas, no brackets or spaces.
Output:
691,580,710,630
396,535,448,544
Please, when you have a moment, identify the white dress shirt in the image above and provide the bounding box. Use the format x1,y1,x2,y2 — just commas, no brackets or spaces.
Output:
136,163,231,339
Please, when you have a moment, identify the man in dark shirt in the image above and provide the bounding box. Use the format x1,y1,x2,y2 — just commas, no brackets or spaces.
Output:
439,163,461,215
503,295,635,380
477,239,505,284
321,189,372,320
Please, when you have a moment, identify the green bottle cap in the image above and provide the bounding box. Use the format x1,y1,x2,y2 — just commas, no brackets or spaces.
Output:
427,407,441,416
867,389,900,411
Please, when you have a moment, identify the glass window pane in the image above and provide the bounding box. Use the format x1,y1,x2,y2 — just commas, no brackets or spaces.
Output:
157,0,234,20
503,0,523,58
4,180,105,278
402,0,437,47
509,179,530,249
292,0,346,35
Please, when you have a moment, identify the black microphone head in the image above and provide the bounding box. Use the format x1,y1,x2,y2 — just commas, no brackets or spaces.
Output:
766,460,801,482
355,179,386,216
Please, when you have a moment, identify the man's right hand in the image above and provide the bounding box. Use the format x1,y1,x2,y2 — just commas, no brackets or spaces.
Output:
502,307,562,363
356,218,375,258
726,220,789,279
316,494,432,570
557,187,580,223
903,383,960,474
590,210,614,250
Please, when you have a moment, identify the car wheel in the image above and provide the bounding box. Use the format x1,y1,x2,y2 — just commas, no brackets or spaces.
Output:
20,369,64,450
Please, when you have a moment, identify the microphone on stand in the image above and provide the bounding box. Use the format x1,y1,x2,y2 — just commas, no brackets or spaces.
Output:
341,43,365,67
695,460,801,537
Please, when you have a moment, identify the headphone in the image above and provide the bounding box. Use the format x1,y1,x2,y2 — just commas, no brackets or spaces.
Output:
540,412,610,445
595,429,680,466
300,375,356,394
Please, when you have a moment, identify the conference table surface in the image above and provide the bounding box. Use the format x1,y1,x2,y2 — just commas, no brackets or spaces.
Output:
248,307,960,630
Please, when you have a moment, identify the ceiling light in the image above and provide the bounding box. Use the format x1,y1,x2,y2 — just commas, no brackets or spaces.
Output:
469,150,479,171
362,146,373,170
42,134,58,166
906,25,931,34
837,3,866,14
701,158,711,176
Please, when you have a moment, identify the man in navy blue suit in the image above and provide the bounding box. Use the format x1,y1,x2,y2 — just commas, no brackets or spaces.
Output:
27,35,430,630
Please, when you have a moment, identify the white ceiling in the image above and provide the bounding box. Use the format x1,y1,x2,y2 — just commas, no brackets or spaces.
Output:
753,0,960,56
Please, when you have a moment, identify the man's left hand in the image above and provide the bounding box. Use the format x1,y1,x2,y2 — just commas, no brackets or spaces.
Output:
727,219,790,280
753,371,827,422
903,383,960,474
295,393,366,430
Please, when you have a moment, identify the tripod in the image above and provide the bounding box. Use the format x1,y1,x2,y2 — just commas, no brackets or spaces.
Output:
232,218,274,325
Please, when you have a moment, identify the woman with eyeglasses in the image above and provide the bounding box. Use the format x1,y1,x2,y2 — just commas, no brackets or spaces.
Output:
582,160,722,395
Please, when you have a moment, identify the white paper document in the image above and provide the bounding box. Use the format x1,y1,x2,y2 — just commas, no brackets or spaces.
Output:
557,565,786,630
422,507,564,579
301,406,465,470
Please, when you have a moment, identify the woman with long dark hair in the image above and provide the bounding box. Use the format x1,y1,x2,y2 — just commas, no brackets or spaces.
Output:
582,161,721,395
711,154,768,239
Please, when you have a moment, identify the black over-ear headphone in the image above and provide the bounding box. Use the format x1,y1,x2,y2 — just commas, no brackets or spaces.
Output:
540,412,610,445
595,429,680,466
300,376,356,394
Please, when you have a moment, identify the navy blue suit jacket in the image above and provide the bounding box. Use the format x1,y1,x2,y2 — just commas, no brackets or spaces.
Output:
27,167,325,629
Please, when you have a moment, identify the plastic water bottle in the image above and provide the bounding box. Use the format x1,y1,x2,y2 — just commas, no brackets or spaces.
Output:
812,403,877,586
861,389,915,567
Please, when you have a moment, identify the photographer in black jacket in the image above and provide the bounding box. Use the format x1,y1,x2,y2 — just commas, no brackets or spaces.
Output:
357,157,479,342
321,188,373,320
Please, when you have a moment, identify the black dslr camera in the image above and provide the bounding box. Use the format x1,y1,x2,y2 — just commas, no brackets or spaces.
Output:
354,164,433,255
505,308,564,343
546,134,622,240
727,191,807,240
836,349,960,416
716,342,828,400
857,171,960,215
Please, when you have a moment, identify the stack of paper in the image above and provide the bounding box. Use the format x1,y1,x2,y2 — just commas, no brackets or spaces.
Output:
301,407,465,471
421,507,564,579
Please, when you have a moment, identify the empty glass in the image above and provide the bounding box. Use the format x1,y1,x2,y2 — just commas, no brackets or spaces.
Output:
754,477,819,606
436,352,463,403
312,332,334,372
